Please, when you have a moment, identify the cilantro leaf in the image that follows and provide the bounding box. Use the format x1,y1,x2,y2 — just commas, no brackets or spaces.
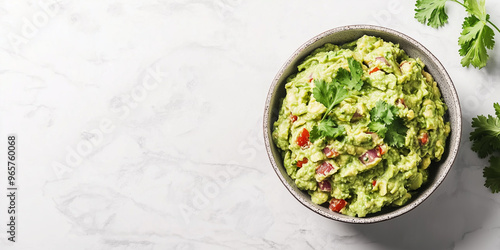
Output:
415,0,449,28
312,79,349,119
459,15,495,68
385,118,408,148
494,103,500,117
335,58,364,91
347,57,363,82
459,16,485,45
368,101,408,147
465,0,487,20
335,68,352,86
368,121,387,136
470,103,500,194
470,113,500,158
483,156,500,193
369,100,399,125
310,119,346,142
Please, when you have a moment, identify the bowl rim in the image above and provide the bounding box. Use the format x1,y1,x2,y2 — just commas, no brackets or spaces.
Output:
263,24,462,223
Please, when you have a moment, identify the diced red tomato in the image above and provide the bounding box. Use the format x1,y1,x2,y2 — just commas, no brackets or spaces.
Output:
308,77,314,83
318,180,331,192
329,198,347,213
372,180,377,186
297,158,308,168
296,128,310,148
290,113,298,123
323,147,339,158
316,162,335,176
369,67,380,74
376,145,387,156
419,132,429,145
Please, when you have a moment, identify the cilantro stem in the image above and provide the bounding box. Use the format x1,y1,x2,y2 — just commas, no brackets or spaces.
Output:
488,20,500,33
450,0,466,9
321,107,333,120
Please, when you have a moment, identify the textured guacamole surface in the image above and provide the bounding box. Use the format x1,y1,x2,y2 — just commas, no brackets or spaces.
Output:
272,35,450,217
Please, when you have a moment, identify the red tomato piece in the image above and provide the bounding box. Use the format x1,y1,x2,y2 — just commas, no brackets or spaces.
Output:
369,67,380,74
316,162,335,176
419,133,429,145
329,198,347,213
297,158,308,168
376,145,387,156
372,180,377,186
290,113,298,123
296,128,310,148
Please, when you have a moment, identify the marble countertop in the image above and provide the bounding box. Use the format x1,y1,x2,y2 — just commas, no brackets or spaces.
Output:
1,0,500,249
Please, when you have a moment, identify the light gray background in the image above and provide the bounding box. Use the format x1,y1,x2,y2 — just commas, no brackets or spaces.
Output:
0,0,500,249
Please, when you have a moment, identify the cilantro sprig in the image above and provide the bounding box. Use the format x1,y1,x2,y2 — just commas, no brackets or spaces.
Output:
415,0,500,69
368,101,408,148
310,80,348,142
310,57,365,142
470,103,500,193
312,80,349,120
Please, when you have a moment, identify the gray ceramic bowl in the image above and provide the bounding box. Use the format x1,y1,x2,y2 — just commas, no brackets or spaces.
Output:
263,25,461,223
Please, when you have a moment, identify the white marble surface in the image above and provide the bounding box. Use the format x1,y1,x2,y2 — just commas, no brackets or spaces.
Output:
1,0,500,249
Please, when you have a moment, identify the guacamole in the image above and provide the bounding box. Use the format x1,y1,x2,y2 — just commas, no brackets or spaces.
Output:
272,35,450,217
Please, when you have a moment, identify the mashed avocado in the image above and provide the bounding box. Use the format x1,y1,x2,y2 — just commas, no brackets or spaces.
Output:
272,35,450,217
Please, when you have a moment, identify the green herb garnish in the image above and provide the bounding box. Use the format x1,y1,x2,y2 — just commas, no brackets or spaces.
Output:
368,101,408,148
312,79,349,120
415,0,499,69
470,103,500,193
310,79,348,142
310,119,346,142
310,57,366,142
335,57,365,91
470,103,500,158
484,157,500,193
